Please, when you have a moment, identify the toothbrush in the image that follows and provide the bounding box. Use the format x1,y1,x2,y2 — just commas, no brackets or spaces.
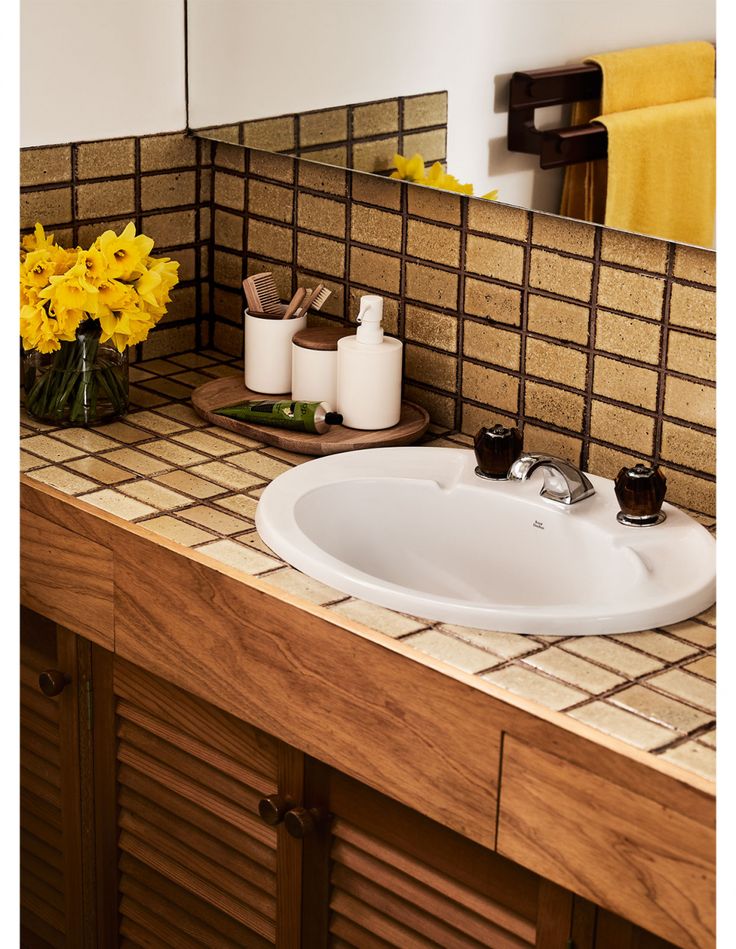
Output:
297,284,331,317
282,287,306,320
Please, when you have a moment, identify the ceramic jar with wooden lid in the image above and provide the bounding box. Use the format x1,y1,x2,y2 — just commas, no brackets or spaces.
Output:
291,326,353,406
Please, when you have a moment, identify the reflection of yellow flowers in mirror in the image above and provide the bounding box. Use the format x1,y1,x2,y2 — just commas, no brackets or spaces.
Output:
390,153,498,200
20,222,180,353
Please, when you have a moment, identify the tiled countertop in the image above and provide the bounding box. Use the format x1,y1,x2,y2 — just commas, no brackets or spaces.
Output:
21,349,716,783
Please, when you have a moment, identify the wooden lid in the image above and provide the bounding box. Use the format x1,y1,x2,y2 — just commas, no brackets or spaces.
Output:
292,327,353,351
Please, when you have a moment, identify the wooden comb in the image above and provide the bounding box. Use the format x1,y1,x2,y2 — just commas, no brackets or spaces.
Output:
243,273,282,316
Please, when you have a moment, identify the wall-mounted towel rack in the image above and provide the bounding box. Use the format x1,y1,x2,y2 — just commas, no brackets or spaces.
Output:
507,64,607,169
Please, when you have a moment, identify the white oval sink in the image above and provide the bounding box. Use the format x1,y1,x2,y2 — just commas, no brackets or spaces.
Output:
255,447,715,636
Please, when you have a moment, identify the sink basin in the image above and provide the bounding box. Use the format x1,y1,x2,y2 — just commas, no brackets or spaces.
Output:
255,447,716,636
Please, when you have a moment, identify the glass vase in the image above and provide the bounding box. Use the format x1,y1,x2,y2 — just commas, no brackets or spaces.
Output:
23,319,129,426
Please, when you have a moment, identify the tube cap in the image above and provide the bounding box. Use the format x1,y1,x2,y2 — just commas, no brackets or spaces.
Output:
325,412,343,425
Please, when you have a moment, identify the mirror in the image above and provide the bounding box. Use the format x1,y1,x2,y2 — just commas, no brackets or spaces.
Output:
186,0,715,247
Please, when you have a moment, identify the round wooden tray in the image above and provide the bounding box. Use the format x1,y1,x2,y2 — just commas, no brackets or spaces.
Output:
191,376,431,456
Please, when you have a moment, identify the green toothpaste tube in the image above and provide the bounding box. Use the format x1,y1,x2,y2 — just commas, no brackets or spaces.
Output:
214,399,343,434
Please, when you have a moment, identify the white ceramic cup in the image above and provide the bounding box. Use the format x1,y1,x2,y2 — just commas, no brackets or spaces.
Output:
244,309,307,394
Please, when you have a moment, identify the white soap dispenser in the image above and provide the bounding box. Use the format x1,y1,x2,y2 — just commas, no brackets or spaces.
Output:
336,295,403,430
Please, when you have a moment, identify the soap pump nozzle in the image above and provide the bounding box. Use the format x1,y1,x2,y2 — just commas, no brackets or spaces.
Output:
356,294,384,345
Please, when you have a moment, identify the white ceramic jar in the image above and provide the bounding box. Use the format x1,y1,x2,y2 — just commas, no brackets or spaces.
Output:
244,308,307,394
291,327,352,405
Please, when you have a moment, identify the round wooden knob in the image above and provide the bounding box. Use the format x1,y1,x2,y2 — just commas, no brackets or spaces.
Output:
284,807,325,839
258,795,293,826
38,670,70,697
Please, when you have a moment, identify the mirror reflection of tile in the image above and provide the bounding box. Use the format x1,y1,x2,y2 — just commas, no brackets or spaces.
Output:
20,130,715,516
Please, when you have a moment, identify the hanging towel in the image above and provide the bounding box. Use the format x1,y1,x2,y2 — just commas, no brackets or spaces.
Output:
560,41,715,246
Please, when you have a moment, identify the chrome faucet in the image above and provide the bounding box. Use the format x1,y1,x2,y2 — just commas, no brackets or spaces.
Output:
507,453,595,505
474,425,595,505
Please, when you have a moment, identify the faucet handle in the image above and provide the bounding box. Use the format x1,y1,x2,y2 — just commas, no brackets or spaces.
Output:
614,464,667,526
474,424,522,480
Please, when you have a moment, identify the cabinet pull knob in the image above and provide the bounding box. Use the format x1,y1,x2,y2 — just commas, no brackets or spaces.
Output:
284,807,328,839
38,669,71,697
258,795,294,826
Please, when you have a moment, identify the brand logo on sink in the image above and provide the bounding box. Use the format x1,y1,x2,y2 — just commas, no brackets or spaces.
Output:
533,520,545,530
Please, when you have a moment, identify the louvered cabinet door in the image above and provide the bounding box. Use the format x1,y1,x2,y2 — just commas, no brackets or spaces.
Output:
20,609,85,948
112,657,302,948
307,766,546,949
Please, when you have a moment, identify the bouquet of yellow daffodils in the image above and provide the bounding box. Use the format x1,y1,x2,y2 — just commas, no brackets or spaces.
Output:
20,222,179,424
390,153,499,200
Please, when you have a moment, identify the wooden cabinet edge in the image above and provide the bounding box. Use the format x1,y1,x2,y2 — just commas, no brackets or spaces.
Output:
496,735,715,949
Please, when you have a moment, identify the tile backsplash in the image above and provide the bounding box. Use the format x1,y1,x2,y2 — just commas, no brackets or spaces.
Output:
20,132,716,514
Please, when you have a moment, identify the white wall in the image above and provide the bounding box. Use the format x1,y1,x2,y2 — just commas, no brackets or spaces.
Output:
21,0,187,147
187,0,714,212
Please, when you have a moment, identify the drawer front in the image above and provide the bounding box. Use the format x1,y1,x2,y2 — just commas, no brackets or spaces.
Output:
496,736,714,949
21,507,114,649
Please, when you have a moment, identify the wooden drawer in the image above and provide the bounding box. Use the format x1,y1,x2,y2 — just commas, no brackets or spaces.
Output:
496,736,715,949
21,507,114,649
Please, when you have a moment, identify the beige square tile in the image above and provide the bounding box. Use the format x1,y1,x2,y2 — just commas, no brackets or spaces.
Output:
666,331,715,382
463,363,519,415
404,262,458,309
140,377,193,401
648,669,715,714
159,405,207,428
595,311,661,365
404,630,503,674
530,250,593,302
329,599,427,638
207,427,262,450
244,116,295,151
527,295,590,345
196,538,280,575
235,531,278,557
22,435,84,464
405,305,458,353
407,187,461,226
405,385,456,429
27,466,96,495
698,728,716,749
297,193,346,238
600,230,668,272
260,566,344,605
401,129,445,163
522,647,624,694
251,150,295,184
227,452,290,480
684,655,715,680
465,235,524,284
351,136,400,174
525,338,587,389
463,323,521,371
673,246,716,286
179,504,252,535
609,685,711,732
593,357,659,411
172,431,241,457
353,99,399,138
125,411,187,435
351,205,402,252
21,144,72,185
590,401,655,456
653,467,715,517
20,450,45,472
155,469,224,500
560,637,664,678
51,429,119,453
403,91,447,129
437,625,540,660
613,630,699,661
248,179,293,224
660,741,715,781
118,480,191,511
248,220,293,262
66,456,132,485
81,489,156,521
531,214,595,255
405,345,456,392
297,233,345,278
525,381,584,432
466,202,528,242
188,462,262,491
140,439,209,467
569,701,674,750
597,267,665,319
660,422,715,475
214,494,260,519
350,172,400,209
168,353,218,370
663,377,715,428
141,515,216,547
483,665,587,712
261,447,308,466
523,426,582,465
668,284,715,334
693,605,715,628
100,448,170,476
407,220,460,268
350,247,401,294
464,280,522,326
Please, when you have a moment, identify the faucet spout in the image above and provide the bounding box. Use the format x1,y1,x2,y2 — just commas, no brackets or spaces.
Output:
508,453,595,505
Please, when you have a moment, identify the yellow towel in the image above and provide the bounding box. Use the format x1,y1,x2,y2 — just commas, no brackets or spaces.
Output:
560,41,715,246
